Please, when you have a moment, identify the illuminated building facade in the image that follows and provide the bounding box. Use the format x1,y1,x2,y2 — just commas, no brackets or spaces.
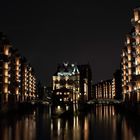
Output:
121,32,136,101
53,63,80,106
0,32,36,108
121,8,140,102
78,64,92,101
94,80,113,99
112,69,122,100
0,34,11,105
23,64,36,101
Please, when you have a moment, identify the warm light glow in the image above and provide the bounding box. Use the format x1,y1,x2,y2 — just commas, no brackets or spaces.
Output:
57,106,61,110
65,76,69,81
16,59,20,65
128,62,131,68
16,67,19,71
16,71,19,77
4,47,9,55
66,106,69,111
128,55,131,61
53,76,56,81
128,47,131,54
57,119,61,135
4,70,8,76
127,37,130,44
128,69,132,75
136,36,140,44
4,63,8,69
16,88,19,95
4,77,8,83
4,86,8,93
84,83,87,93
128,85,132,92
134,10,139,22
136,24,140,34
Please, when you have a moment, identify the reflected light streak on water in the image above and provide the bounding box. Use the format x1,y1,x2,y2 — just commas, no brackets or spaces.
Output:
0,105,140,140
57,119,61,136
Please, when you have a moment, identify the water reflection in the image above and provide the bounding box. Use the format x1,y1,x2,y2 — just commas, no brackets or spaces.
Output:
0,105,140,140
0,114,36,140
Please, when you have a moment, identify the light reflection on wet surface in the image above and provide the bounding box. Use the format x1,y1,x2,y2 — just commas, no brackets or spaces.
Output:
0,105,140,140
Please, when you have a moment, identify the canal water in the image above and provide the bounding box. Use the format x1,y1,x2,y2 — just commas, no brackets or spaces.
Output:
0,105,140,140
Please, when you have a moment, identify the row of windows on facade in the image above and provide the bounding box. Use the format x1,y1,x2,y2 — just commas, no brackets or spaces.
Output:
94,80,114,99
121,8,140,101
0,34,37,103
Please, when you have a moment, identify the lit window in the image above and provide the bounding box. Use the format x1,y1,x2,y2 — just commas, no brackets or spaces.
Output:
136,60,138,65
128,55,131,61
134,10,139,21
4,86,8,93
4,63,8,69
128,49,131,54
4,77,8,83
4,47,9,55
123,52,125,56
16,59,20,65
127,37,130,44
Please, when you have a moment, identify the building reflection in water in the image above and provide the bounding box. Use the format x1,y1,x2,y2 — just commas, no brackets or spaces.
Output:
0,114,36,140
50,105,140,140
0,105,140,140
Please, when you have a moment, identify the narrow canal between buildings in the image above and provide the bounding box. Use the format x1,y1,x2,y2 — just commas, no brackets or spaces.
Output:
0,105,140,140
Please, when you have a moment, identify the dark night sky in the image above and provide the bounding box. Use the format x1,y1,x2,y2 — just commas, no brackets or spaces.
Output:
0,1,139,85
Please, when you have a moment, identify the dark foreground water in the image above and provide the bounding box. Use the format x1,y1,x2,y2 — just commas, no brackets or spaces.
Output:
0,105,140,140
